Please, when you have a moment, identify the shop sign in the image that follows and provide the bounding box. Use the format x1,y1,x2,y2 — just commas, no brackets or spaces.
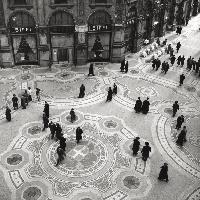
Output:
11,27,36,33
89,24,111,32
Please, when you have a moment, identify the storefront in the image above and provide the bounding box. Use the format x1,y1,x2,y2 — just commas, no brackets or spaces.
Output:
8,11,38,65
49,11,75,64
87,10,112,62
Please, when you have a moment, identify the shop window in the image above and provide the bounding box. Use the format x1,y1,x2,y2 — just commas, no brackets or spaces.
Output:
9,0,33,9
49,11,75,34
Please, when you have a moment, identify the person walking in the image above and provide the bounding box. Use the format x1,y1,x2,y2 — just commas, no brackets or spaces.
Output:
177,55,182,66
181,56,185,67
170,55,176,66
27,87,32,102
106,87,113,102
76,127,83,144
12,94,18,110
59,137,66,151
78,84,85,98
36,88,41,101
88,63,95,76
141,97,150,114
44,101,49,118
134,97,142,113
132,137,140,156
179,74,185,86
176,42,181,53
21,95,26,109
70,108,76,123
112,83,117,95
55,123,63,140
156,59,161,71
125,61,129,73
55,146,66,166
42,112,49,131
49,121,56,139
158,163,169,182
120,58,125,72
176,126,187,146
172,101,179,117
5,106,11,122
175,115,184,130
141,142,151,161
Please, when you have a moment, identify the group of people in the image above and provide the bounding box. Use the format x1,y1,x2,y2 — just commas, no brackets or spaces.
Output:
106,83,117,102
186,56,200,76
132,137,168,182
5,87,36,121
120,59,129,73
134,97,150,114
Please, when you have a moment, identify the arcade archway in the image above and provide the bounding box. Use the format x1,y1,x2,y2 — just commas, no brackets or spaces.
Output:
49,11,75,64
8,11,38,65
87,10,112,62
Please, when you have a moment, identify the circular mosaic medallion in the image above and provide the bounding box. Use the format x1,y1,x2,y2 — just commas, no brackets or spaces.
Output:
184,85,196,92
48,135,108,177
136,86,158,97
104,120,118,129
56,72,75,80
66,115,79,123
21,74,31,80
7,154,22,165
28,125,42,135
123,176,140,189
130,70,139,74
23,187,41,200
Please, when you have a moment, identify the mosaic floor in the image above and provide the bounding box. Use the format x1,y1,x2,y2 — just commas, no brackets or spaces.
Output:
0,15,200,200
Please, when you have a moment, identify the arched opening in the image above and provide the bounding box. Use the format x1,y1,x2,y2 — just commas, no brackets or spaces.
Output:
87,10,112,62
49,11,75,64
8,11,38,65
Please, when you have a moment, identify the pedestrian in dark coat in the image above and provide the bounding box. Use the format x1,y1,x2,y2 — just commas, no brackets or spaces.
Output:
179,74,185,86
164,62,169,74
187,57,192,71
27,87,32,102
55,146,66,166
42,112,49,131
55,123,63,140
59,137,66,151
181,56,185,67
134,97,142,113
44,101,49,118
141,142,151,161
175,115,184,130
49,121,56,139
5,106,11,121
106,87,113,102
12,94,18,110
112,83,117,95
170,48,174,57
170,55,176,66
177,55,182,66
36,88,40,101
125,61,129,73
152,59,157,70
158,163,169,182
176,42,181,53
172,101,179,117
78,84,85,98
21,95,26,109
176,126,187,146
195,59,200,73
191,58,196,71
70,108,76,123
76,127,83,144
88,63,95,76
142,97,150,114
23,90,29,106
161,61,166,73
132,137,140,155
156,59,161,71
120,59,125,72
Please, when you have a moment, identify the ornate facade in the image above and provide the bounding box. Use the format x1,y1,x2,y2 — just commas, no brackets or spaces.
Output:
0,0,199,67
